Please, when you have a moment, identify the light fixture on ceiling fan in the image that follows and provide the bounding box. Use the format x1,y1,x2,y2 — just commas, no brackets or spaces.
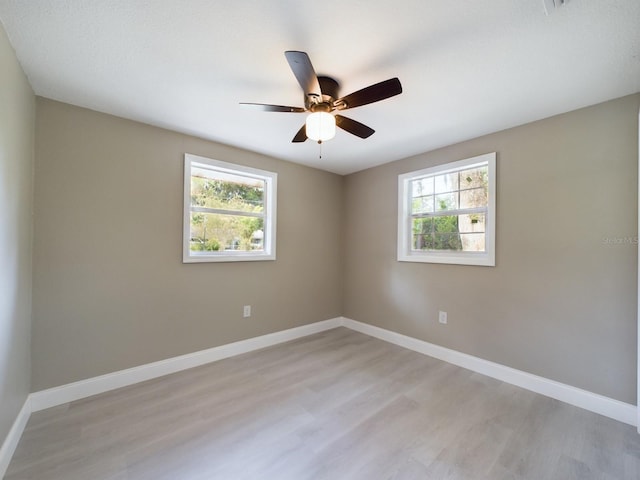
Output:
305,111,335,142
240,51,403,145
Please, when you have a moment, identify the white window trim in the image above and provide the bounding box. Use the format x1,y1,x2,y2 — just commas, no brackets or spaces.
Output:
183,153,277,263
397,152,496,266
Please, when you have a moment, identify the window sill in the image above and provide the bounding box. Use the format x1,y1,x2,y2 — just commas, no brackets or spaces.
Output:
397,251,495,266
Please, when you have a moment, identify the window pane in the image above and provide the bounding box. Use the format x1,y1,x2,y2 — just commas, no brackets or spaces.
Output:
411,177,434,196
460,187,488,209
412,217,435,235
413,233,430,250
434,172,459,194
460,233,486,252
433,233,463,251
190,175,264,213
189,212,264,253
459,166,488,189
458,213,486,233
412,195,434,214
413,232,465,251
433,215,459,233
412,216,463,251
435,193,458,211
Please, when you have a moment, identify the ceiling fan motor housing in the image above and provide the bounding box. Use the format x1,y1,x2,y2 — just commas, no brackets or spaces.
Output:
307,76,340,111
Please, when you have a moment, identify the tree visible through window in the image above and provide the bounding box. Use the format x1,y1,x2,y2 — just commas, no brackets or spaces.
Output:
190,173,264,252
183,154,277,262
411,164,488,252
398,153,495,266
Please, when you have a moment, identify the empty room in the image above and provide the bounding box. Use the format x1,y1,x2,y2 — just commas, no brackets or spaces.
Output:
1,1,639,479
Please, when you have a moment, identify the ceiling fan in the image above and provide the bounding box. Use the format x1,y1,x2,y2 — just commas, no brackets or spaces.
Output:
240,51,403,143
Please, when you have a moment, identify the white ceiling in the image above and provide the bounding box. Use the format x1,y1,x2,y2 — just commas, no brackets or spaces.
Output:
0,1,638,175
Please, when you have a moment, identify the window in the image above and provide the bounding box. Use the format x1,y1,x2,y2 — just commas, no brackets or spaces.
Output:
398,152,496,266
183,154,277,262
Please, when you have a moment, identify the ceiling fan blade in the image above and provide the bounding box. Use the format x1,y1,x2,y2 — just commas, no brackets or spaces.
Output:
292,124,307,143
284,51,322,98
240,103,305,113
335,115,375,139
335,78,402,110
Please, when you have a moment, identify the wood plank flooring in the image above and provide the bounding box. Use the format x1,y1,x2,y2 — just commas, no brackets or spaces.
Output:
5,327,640,479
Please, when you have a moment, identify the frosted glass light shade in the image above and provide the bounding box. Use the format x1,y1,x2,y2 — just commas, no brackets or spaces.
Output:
306,112,336,142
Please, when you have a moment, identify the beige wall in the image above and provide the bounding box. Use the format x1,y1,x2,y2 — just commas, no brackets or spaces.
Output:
344,94,639,404
32,99,344,390
29,93,640,405
0,24,34,442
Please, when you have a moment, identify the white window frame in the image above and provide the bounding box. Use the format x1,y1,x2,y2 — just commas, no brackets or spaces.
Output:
397,152,496,266
183,153,277,263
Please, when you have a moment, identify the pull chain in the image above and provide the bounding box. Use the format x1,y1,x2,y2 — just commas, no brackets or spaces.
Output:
318,140,323,160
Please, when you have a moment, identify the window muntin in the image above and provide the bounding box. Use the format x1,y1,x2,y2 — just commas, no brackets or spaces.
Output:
183,154,276,262
398,153,495,266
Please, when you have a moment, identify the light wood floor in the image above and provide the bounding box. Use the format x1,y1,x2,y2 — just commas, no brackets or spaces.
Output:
6,327,640,479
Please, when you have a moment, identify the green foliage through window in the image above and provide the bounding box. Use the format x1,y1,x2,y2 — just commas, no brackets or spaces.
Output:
189,175,266,253
412,216,463,251
410,163,488,252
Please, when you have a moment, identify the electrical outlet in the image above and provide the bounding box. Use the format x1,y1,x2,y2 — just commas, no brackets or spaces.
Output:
243,305,251,318
438,311,447,324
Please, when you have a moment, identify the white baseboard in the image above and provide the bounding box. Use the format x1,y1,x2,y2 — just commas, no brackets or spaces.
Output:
2,316,637,473
23,315,639,426
30,317,342,412
0,396,31,478
342,318,637,427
